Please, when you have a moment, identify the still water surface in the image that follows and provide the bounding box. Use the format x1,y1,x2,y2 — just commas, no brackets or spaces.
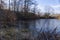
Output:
17,19,60,33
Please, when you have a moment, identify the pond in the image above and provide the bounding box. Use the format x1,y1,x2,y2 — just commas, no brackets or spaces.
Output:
17,19,60,33
1,19,60,40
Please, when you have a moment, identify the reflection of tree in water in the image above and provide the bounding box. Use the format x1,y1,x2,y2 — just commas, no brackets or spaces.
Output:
18,20,30,30
19,20,38,39
0,19,58,40
29,20,37,37
37,19,58,40
23,21,29,29
45,19,50,32
39,19,50,32
19,20,37,31
36,19,48,32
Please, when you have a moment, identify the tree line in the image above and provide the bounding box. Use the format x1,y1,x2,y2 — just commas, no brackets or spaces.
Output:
0,0,37,14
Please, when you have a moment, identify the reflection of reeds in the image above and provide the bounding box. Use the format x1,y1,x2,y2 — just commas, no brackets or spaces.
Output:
36,19,60,40
0,20,60,40
37,27,59,40
0,26,59,40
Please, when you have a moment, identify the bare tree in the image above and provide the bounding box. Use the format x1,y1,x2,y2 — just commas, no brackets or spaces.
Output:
0,0,2,9
10,0,37,13
32,3,37,14
23,0,36,13
16,0,22,12
14,0,16,12
10,0,22,12
0,0,3,9
9,0,10,10
0,0,7,10
45,6,54,14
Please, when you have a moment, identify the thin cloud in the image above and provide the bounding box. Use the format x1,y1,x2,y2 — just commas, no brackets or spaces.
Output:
51,5,60,8
51,5,60,13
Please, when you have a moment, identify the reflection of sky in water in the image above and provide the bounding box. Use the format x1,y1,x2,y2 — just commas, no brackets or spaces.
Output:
34,19,60,32
27,19,60,33
18,19,60,34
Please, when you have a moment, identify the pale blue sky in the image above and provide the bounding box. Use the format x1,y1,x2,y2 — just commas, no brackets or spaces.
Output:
38,0,59,5
4,0,60,13
37,0,60,13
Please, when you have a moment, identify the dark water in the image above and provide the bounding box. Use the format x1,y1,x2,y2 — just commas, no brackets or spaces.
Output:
17,19,60,33
1,19,60,40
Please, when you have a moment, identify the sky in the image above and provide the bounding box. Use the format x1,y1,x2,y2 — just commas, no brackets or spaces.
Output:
37,0,60,14
4,0,60,14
